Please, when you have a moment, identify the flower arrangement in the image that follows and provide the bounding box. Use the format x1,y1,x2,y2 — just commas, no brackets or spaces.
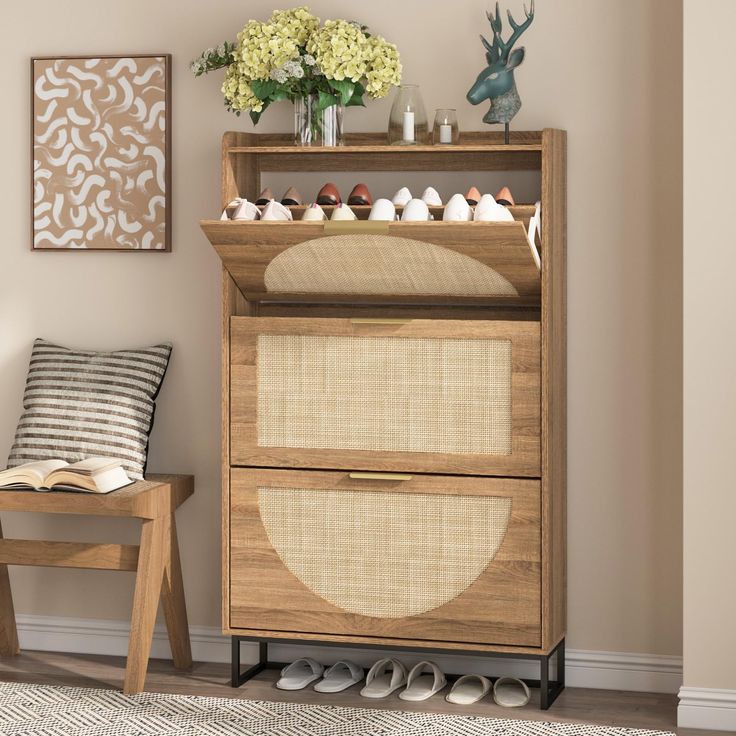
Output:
191,6,402,124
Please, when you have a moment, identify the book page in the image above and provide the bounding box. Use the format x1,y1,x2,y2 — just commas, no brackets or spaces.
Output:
64,457,122,476
0,459,67,487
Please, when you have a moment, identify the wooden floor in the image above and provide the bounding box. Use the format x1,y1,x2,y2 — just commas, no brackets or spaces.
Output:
0,650,728,736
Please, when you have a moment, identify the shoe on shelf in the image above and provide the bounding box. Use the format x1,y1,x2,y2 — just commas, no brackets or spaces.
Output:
420,186,443,206
443,193,473,221
316,182,341,206
445,674,492,705
261,200,293,221
398,661,447,702
347,183,373,206
220,198,243,220
360,658,407,699
301,203,327,221
401,198,432,222
330,203,357,221
313,660,364,693
276,657,324,691
255,187,275,206
494,186,515,206
465,186,481,206
473,193,514,222
368,198,396,221
492,676,530,707
231,199,261,221
391,187,412,206
281,187,303,206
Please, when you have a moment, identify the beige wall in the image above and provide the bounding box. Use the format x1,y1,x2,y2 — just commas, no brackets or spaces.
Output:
682,0,736,690
0,0,682,657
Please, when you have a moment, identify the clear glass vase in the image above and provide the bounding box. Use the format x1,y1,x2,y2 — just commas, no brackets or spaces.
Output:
294,94,344,146
388,84,428,145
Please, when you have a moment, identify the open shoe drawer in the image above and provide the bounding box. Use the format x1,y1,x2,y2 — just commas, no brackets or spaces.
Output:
229,468,541,647
230,316,541,477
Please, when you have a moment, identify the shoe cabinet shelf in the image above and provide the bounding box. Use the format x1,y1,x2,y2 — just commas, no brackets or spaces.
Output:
201,129,566,709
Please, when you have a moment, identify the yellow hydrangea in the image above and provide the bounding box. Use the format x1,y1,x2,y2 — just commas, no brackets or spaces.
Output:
364,35,402,98
222,65,263,112
307,19,369,82
234,7,319,81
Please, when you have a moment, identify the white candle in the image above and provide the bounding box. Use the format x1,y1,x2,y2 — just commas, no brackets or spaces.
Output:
439,123,452,143
402,111,415,142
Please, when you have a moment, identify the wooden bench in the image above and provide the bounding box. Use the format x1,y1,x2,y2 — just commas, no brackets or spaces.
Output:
0,474,194,694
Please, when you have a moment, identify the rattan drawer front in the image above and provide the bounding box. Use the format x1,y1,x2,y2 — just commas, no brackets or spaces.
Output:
230,317,540,477
229,469,541,647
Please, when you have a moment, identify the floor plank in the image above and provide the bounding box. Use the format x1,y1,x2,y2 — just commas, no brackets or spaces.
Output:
0,650,727,736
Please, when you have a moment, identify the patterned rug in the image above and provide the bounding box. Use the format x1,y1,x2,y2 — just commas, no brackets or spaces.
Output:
0,681,675,736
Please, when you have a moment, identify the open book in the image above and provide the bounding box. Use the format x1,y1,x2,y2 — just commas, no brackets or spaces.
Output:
0,457,133,494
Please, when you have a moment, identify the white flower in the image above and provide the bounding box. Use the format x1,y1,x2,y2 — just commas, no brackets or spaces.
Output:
217,43,227,56
302,53,316,66
270,67,288,83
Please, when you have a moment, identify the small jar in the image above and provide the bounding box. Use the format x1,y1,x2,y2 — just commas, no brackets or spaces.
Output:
432,109,459,145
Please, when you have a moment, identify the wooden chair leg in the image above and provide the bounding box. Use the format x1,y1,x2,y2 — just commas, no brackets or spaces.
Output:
161,513,192,670
124,515,167,694
0,519,20,657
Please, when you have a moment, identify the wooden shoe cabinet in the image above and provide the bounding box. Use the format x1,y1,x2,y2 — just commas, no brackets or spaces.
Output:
201,130,566,708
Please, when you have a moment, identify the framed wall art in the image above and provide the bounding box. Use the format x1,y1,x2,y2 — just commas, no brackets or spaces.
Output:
31,54,171,251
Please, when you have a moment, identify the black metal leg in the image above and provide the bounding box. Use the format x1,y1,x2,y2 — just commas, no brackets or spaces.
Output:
504,122,510,144
539,638,565,710
231,637,268,687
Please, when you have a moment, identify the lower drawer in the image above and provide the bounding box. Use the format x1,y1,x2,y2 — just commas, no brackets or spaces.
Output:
229,468,541,647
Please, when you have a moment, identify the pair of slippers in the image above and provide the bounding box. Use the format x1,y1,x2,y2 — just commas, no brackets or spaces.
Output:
361,659,529,706
276,658,363,693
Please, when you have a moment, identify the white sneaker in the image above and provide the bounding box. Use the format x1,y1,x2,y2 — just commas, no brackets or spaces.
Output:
232,199,261,221
473,193,514,222
420,187,442,206
391,187,412,206
401,198,431,221
261,200,293,221
368,198,396,221
330,203,357,221
443,193,472,221
301,203,327,221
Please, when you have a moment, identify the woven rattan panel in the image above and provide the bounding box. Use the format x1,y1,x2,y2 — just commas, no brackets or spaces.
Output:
263,235,518,296
257,335,513,455
258,487,512,618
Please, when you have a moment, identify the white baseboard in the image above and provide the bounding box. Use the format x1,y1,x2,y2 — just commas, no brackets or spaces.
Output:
678,687,736,731
14,614,682,694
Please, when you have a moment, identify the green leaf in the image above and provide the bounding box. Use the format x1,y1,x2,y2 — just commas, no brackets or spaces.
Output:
269,89,290,102
317,91,339,111
346,91,366,107
329,78,355,106
248,100,271,125
250,79,277,101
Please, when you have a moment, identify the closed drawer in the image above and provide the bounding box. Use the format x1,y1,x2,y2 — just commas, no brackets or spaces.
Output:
230,317,540,477
229,468,541,647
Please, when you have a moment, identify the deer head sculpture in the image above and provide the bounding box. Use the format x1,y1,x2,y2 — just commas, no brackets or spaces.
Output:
467,1,535,126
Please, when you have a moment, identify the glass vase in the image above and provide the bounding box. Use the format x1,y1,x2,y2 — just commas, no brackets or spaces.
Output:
432,108,459,145
388,84,428,145
294,94,344,146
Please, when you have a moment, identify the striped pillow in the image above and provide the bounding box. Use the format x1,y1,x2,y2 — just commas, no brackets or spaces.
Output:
7,339,172,480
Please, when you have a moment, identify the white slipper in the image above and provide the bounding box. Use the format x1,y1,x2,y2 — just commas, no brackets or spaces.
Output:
493,676,531,707
392,187,412,206
420,186,443,206
360,658,407,699
261,200,293,221
221,198,243,220
276,657,324,690
232,199,261,221
445,674,492,705
527,200,542,269
314,660,364,693
398,661,447,701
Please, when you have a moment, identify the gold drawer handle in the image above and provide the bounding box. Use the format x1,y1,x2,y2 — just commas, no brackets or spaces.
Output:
350,318,412,325
349,472,413,481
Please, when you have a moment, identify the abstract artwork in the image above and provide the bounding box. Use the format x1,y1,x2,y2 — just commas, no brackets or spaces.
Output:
31,55,171,251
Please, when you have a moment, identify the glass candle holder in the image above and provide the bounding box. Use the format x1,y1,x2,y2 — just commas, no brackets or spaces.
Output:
388,85,428,145
432,109,459,145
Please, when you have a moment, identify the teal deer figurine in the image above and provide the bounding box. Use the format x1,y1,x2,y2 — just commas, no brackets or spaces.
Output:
467,1,535,141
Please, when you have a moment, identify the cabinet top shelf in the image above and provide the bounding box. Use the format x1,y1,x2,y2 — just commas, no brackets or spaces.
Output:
222,130,562,172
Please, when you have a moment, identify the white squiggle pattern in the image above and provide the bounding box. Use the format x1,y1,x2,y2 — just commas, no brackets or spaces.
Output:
33,57,167,250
